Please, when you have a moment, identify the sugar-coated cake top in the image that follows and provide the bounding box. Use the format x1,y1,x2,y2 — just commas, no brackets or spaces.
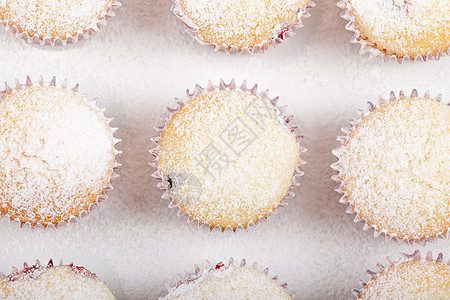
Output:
177,0,309,49
347,0,450,57
0,265,115,299
162,264,291,299
0,85,115,226
339,97,450,240
0,0,114,39
359,260,450,299
157,88,300,229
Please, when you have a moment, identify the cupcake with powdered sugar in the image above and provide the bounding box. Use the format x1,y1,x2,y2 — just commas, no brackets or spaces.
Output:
151,79,305,231
332,90,450,245
0,76,120,227
172,0,314,53
353,251,450,299
161,258,293,299
338,0,450,62
0,0,121,45
0,260,115,299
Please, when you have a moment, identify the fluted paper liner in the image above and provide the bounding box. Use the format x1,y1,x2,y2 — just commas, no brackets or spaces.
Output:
331,89,449,246
0,76,122,228
159,257,294,299
172,1,315,54
0,1,121,46
352,250,449,298
150,79,306,231
337,0,450,63
0,259,100,281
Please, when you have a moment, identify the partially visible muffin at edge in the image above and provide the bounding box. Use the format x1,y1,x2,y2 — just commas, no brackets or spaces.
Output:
0,82,117,226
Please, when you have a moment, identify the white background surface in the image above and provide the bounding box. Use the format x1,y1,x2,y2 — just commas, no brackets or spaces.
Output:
0,0,449,299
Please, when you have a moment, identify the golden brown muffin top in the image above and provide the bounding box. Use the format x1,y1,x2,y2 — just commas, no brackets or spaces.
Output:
157,88,300,230
0,264,115,299
0,85,115,226
359,260,450,299
163,263,292,300
176,0,309,49
0,0,114,40
346,0,450,58
339,97,450,241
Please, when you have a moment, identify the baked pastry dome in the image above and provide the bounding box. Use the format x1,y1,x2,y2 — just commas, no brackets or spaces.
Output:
0,81,116,226
0,0,118,43
0,262,115,299
357,257,450,299
172,0,313,52
155,82,302,230
162,260,292,299
340,0,450,60
333,92,450,243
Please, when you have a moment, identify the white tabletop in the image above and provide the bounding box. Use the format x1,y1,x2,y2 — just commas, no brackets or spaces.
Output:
0,1,449,299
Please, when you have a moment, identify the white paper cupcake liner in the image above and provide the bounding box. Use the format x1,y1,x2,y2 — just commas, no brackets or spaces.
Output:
337,0,450,63
0,76,122,228
352,250,449,298
171,1,315,54
150,79,306,231
331,89,449,246
0,1,121,46
0,259,101,282
159,257,294,299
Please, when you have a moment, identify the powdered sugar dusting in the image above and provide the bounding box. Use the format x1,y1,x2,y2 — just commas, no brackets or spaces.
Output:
360,260,450,299
2,265,44,283
338,97,450,240
162,263,291,299
0,85,115,226
157,88,300,229
347,0,450,57
0,0,114,39
177,0,309,49
0,265,115,299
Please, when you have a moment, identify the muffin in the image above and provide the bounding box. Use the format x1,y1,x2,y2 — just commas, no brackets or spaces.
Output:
0,0,121,46
354,251,450,299
172,0,314,53
338,0,450,62
332,90,450,244
161,258,293,299
0,260,115,299
151,79,304,231
0,76,119,227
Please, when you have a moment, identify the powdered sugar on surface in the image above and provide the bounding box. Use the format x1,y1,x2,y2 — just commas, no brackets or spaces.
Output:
0,265,115,299
347,0,450,56
0,0,114,39
177,0,309,48
338,98,450,240
157,88,300,229
360,260,450,299
162,263,291,300
0,85,115,225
